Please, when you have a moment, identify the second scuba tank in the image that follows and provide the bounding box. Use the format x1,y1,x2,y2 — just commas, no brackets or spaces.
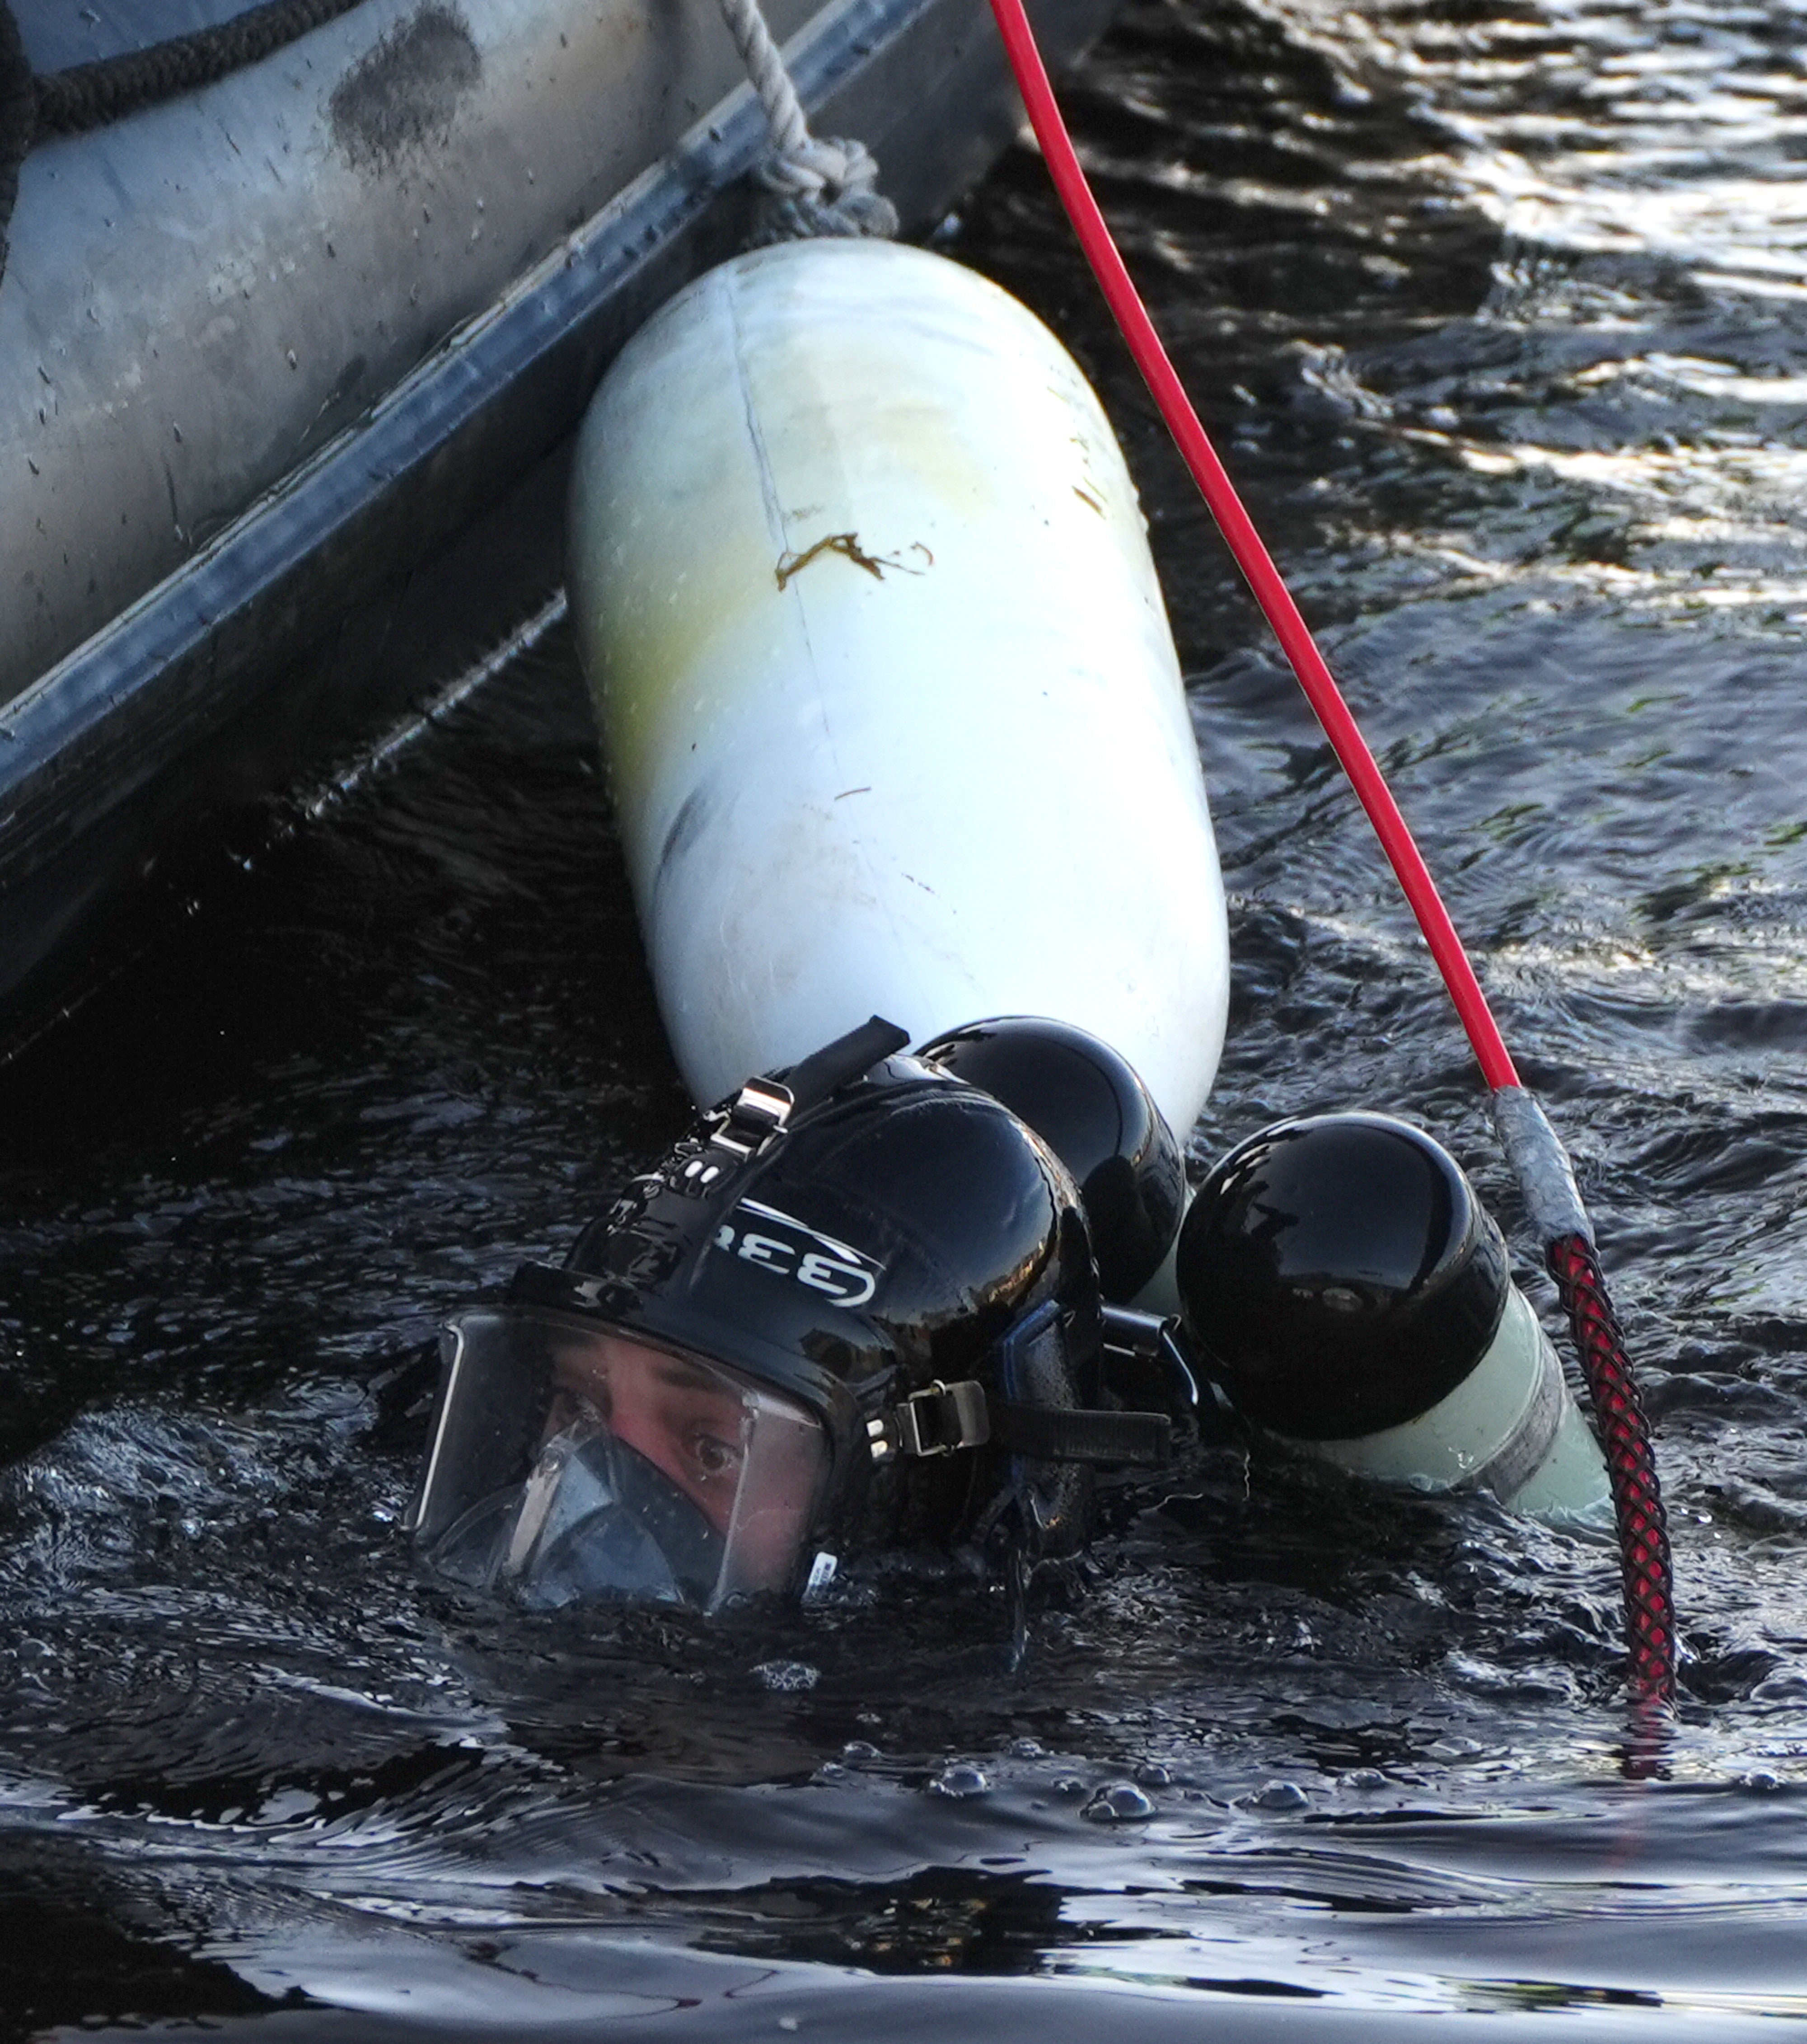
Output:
566,239,1229,1140
1175,1112,1609,1522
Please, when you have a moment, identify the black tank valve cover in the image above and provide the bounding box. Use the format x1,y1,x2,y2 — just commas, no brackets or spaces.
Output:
1174,1111,1510,1440
919,1015,1185,1303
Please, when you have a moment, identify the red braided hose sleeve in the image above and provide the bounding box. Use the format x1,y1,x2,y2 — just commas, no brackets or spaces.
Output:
1547,1233,1675,1702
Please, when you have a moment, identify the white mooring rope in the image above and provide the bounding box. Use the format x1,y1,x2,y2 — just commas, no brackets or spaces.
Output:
715,0,899,240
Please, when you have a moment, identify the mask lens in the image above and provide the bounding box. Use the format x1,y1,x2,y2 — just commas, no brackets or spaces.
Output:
410,1309,824,1611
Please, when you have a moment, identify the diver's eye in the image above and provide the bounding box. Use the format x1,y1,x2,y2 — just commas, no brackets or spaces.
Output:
690,1431,742,1480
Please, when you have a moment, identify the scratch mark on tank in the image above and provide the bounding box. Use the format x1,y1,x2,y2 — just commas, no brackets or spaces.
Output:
655,781,713,898
163,460,186,545
1073,486,1105,516
774,532,930,590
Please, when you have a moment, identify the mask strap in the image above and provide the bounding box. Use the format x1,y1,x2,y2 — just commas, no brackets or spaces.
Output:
990,1400,1170,1464
781,1014,911,1109
866,1372,1172,1466
683,1016,913,1195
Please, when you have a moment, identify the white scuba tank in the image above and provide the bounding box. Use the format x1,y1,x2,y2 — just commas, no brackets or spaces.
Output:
566,239,1229,1138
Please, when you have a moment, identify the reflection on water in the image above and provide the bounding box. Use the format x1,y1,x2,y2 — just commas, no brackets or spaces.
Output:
6,0,1807,2032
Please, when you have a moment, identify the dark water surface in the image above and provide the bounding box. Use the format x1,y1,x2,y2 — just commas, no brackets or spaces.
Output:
7,0,1807,2034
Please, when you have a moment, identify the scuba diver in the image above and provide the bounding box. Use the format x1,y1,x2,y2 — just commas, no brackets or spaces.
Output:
409,1015,1180,1613
408,1015,1607,1617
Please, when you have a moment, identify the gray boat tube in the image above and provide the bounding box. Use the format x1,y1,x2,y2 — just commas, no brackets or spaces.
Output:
4,0,842,704
0,0,1114,1050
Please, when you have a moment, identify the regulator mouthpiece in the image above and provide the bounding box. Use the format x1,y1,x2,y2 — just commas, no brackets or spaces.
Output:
1175,1112,1607,1519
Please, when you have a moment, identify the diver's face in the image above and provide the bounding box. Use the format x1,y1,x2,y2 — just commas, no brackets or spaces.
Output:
546,1331,821,1590
552,1331,747,1532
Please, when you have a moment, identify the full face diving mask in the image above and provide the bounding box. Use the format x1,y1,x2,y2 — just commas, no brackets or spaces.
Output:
411,1307,827,1612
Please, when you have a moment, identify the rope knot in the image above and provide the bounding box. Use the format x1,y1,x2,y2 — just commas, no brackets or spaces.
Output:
716,0,895,243
754,135,898,242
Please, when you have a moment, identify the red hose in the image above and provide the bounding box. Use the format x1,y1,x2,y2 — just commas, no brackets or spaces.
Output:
985,0,1517,1092
986,0,1676,1702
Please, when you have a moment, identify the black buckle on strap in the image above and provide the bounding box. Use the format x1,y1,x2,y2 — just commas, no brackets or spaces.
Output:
867,1379,992,1463
866,1382,1172,1467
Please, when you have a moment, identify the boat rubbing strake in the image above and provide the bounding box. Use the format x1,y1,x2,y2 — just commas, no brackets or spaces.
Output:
0,0,1116,1050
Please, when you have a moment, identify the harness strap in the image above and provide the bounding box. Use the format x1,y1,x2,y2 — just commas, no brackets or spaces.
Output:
677,1015,910,1193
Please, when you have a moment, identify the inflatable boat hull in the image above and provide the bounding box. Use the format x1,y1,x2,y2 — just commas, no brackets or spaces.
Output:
0,0,1113,1057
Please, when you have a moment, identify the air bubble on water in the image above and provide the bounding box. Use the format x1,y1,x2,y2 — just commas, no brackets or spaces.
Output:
1426,1737,1483,1763
1246,1780,1309,1812
931,1761,989,1798
753,1660,818,1692
1083,1781,1155,1823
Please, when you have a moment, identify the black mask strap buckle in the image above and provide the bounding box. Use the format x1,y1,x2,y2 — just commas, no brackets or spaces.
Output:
867,1378,1171,1467
868,1378,991,1462
1100,1305,1236,1447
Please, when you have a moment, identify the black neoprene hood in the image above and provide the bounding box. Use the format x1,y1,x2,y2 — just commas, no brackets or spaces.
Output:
539,1036,1107,1560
